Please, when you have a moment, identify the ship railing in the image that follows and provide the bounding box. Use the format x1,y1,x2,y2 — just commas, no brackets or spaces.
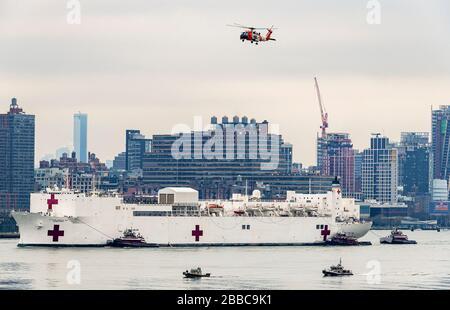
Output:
133,210,201,217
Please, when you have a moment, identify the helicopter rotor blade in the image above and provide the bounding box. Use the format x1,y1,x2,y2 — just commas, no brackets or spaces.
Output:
226,23,267,30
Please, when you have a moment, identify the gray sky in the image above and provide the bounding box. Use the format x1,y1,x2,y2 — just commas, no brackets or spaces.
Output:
1,0,450,165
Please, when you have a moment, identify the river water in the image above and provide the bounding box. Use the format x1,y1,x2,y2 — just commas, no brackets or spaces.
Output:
1,230,449,290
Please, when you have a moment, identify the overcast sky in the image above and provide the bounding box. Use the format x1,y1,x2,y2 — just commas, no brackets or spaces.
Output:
1,0,450,165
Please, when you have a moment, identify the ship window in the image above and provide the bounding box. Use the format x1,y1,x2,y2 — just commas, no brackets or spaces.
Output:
242,225,246,230
316,225,320,229
246,225,250,230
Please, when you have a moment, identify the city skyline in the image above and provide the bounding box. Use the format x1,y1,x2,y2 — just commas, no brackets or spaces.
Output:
0,97,444,167
1,0,450,166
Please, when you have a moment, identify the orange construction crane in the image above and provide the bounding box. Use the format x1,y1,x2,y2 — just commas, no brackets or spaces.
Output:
314,77,328,138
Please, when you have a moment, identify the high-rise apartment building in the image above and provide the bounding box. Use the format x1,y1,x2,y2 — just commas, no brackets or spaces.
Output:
361,134,398,203
125,130,151,172
0,98,35,212
431,106,450,180
317,133,355,197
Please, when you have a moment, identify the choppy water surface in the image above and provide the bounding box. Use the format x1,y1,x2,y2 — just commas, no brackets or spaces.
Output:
1,230,450,289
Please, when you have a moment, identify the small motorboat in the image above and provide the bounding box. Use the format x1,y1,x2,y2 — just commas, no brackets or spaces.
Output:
183,267,211,278
322,259,353,277
326,233,359,246
111,229,159,248
380,228,417,244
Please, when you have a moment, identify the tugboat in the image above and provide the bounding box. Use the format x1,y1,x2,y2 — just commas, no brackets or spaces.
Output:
326,233,359,246
111,229,159,248
183,267,211,278
380,228,417,244
322,259,353,277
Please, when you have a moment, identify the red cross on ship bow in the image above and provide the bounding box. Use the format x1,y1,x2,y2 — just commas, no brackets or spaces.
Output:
47,224,64,242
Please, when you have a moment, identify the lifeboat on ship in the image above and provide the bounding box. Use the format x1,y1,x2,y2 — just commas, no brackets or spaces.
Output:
207,203,223,209
207,203,224,216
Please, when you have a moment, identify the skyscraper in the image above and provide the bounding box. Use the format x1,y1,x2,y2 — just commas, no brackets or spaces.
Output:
73,112,88,163
354,151,363,199
432,106,450,181
361,134,398,203
0,98,35,213
125,130,151,172
397,132,430,196
317,133,356,197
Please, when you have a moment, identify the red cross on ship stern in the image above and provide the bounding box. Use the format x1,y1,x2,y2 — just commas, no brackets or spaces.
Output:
321,225,331,241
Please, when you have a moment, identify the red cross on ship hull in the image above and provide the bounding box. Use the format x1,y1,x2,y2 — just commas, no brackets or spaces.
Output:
192,225,203,242
321,225,331,241
48,224,64,242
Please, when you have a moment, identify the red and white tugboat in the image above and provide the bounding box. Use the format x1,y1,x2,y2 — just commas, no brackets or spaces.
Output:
326,232,359,246
380,228,417,244
111,229,158,248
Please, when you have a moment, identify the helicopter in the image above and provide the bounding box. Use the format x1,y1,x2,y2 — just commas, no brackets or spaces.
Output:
227,23,277,45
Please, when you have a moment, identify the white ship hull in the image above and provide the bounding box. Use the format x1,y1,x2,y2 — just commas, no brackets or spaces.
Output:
12,184,372,247
13,212,371,247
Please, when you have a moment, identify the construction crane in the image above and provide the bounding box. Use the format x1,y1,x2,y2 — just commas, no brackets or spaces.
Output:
314,77,328,138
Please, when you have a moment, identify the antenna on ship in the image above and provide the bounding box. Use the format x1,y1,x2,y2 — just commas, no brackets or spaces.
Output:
64,168,70,191
245,179,248,197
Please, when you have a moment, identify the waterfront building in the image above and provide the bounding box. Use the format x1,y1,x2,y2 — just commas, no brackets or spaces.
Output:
365,201,409,226
34,167,66,190
142,116,328,199
0,98,35,212
397,132,431,196
431,179,448,201
432,105,450,181
35,152,111,193
112,152,126,171
73,112,88,163
125,130,151,172
361,134,398,204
